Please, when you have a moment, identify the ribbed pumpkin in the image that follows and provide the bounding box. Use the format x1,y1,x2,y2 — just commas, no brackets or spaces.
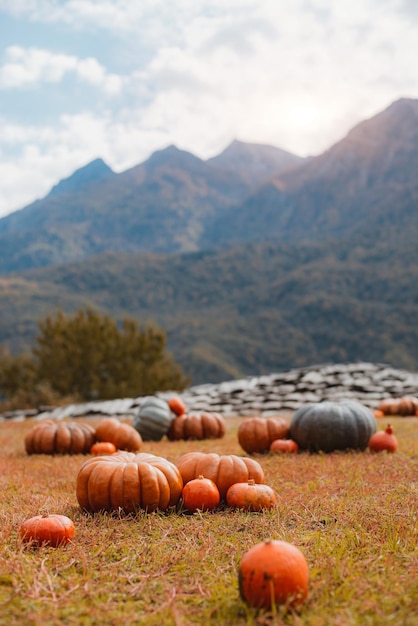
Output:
132,397,175,441
289,400,376,452
95,417,142,451
238,417,289,454
168,412,226,441
176,451,265,499
377,396,418,416
76,452,183,513
25,420,96,455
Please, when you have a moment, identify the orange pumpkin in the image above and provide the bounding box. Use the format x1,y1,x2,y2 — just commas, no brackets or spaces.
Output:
377,396,418,416
270,439,299,454
76,452,183,513
90,441,117,455
373,409,385,419
19,514,75,547
239,540,309,609
168,412,226,441
168,396,186,417
238,417,289,454
226,480,276,511
182,475,220,512
95,417,142,452
25,420,96,455
176,451,265,500
368,425,398,453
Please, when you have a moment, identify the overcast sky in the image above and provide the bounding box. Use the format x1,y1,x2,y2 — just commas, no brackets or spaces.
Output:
0,0,417,217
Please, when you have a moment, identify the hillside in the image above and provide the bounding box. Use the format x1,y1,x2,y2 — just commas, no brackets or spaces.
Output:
1,227,417,384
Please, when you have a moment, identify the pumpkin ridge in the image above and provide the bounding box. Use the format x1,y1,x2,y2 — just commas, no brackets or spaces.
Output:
40,423,55,454
52,424,59,454
68,423,80,454
137,462,159,512
108,463,124,510
217,456,234,497
90,462,112,511
156,465,170,510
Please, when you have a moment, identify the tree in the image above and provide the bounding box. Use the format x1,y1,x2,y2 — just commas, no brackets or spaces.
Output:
0,348,34,401
31,308,189,401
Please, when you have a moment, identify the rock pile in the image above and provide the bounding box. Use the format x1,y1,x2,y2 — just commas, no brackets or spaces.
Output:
178,361,418,416
2,361,418,423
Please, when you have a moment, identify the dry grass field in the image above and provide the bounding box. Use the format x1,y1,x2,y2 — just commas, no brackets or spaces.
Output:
0,414,416,625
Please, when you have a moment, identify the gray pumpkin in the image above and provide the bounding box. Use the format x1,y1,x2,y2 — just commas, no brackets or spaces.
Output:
132,396,175,441
289,400,376,452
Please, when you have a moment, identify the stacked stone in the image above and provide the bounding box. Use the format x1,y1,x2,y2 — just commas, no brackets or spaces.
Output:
175,362,418,416
2,362,418,421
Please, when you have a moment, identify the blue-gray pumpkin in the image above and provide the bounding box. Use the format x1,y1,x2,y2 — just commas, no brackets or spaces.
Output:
132,396,175,441
289,400,376,452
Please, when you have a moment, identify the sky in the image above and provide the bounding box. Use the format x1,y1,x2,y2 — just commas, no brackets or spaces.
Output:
0,0,417,218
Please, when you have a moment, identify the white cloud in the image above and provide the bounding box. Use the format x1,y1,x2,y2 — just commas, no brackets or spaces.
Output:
0,112,115,215
0,46,123,93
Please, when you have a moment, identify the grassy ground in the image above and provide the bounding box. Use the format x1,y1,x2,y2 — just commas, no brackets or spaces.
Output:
0,414,416,626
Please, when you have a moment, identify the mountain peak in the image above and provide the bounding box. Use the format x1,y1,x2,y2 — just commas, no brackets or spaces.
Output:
208,139,304,185
48,158,115,197
144,144,205,171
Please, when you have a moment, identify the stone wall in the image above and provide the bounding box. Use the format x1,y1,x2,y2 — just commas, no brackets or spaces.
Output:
3,362,418,422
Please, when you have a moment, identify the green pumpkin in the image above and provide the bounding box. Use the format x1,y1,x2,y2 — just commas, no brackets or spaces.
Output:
132,396,175,441
289,400,376,452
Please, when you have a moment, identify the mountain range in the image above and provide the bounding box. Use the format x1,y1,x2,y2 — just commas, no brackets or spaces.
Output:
0,97,417,384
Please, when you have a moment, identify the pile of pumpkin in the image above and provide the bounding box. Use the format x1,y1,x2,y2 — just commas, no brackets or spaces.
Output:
20,396,400,611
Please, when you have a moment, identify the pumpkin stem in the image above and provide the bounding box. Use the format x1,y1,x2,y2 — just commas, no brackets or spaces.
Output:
248,479,256,486
385,424,394,434
198,475,205,480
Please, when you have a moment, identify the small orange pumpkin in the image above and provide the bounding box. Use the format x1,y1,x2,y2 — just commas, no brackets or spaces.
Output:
226,480,276,511
19,514,75,547
182,475,220,512
239,540,309,609
270,439,299,454
168,396,186,417
373,409,385,419
90,441,117,455
368,425,398,453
